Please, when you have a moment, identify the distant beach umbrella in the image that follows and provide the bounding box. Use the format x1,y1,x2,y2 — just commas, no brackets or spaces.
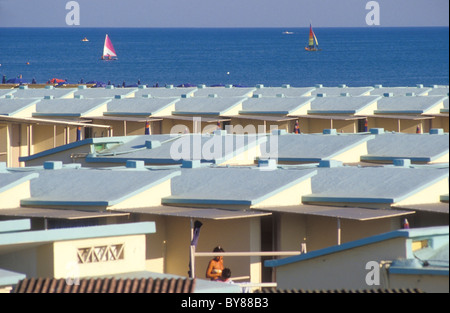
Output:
145,121,150,135
76,126,82,141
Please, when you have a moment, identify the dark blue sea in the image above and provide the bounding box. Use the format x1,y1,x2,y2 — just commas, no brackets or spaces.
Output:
0,27,448,87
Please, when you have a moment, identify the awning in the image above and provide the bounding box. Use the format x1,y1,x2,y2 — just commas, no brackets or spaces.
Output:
158,115,231,123
254,204,414,221
112,205,271,220
392,203,449,214
296,115,365,120
229,115,299,122
84,116,163,122
0,207,129,220
362,114,434,120
0,115,112,128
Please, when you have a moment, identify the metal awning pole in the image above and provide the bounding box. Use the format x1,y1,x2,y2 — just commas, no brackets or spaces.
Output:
189,218,195,279
337,218,341,245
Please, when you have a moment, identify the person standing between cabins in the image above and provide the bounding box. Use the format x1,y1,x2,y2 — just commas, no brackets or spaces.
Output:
206,246,225,280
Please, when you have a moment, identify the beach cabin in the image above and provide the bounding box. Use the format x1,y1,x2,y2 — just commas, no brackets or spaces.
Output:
298,95,381,133
265,226,449,293
16,162,180,211
360,129,449,164
0,97,111,167
427,98,449,132
0,219,155,281
86,97,180,136
301,162,449,210
230,96,314,134
260,130,374,164
20,133,267,167
28,97,113,153
368,95,447,133
161,96,247,134
11,85,76,99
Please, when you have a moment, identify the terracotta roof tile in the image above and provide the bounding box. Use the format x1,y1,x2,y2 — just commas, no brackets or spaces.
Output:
14,277,196,293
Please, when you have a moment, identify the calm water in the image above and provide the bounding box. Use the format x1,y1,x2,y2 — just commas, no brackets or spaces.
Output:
0,27,448,87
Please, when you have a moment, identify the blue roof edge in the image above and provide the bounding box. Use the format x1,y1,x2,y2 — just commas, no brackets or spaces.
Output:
0,219,31,234
0,222,156,246
19,137,128,162
265,226,449,268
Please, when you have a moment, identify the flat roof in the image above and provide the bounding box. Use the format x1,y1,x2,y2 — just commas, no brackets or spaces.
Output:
261,133,374,162
104,97,180,116
302,166,449,205
33,98,111,117
134,86,197,98
240,97,314,115
392,203,449,214
255,204,414,221
375,96,447,114
20,168,180,207
0,222,156,251
11,87,77,99
252,86,315,97
0,98,40,116
113,205,271,220
173,97,247,115
0,207,130,220
308,96,381,114
362,132,449,163
164,167,317,206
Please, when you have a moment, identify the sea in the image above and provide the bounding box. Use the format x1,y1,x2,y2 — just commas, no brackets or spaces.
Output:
0,27,448,88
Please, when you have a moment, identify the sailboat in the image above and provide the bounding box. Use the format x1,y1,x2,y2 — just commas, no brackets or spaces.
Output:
305,24,321,51
101,34,118,60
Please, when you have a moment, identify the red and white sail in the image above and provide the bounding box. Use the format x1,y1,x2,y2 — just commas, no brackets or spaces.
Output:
102,34,117,58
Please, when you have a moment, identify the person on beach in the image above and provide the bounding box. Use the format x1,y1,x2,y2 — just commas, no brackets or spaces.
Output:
206,246,225,280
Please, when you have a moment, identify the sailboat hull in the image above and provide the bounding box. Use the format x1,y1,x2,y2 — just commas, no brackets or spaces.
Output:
305,47,321,51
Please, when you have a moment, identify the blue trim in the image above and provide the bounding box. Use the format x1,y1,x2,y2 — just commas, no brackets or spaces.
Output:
265,226,449,268
0,219,31,233
389,267,448,276
19,137,129,162
0,222,156,246
0,269,26,287
361,156,432,162
302,195,395,204
32,112,83,117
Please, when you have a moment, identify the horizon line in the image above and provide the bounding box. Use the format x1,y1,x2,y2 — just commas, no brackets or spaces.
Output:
0,25,448,29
